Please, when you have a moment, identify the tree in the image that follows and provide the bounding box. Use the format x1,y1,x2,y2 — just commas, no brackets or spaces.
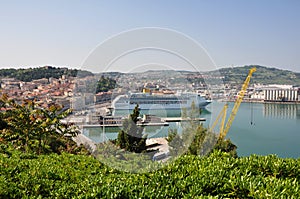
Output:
96,76,117,93
166,129,184,156
212,138,237,157
0,67,93,82
0,94,88,155
167,103,237,157
167,123,209,156
116,105,147,153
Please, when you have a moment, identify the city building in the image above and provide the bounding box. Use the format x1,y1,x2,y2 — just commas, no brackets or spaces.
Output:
263,85,299,102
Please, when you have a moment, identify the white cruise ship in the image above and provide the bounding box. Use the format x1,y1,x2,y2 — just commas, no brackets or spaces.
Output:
112,92,211,110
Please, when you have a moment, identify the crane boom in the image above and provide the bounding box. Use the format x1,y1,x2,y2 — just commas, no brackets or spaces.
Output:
210,67,256,140
210,103,228,136
220,67,256,139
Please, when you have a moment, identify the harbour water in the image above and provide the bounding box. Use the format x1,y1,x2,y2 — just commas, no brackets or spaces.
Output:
206,102,300,158
83,102,300,158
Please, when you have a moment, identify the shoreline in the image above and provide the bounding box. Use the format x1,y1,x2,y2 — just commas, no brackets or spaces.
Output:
219,99,300,105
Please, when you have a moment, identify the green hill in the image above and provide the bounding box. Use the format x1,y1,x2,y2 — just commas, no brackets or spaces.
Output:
211,65,300,85
0,66,93,82
0,65,299,85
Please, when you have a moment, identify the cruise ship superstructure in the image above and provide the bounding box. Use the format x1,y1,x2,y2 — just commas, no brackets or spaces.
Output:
112,92,211,110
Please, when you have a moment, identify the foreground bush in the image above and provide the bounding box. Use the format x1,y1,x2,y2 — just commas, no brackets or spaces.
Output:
0,151,299,198
0,94,89,155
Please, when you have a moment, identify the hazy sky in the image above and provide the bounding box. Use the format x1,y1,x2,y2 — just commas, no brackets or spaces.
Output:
1,0,300,72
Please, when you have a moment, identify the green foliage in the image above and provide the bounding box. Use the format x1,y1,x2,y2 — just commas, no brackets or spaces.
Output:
0,94,88,155
80,76,117,94
96,76,117,93
212,138,237,158
167,124,231,157
0,66,93,82
94,141,157,173
187,124,209,155
166,129,185,156
116,105,147,153
0,151,299,198
167,104,237,157
210,65,300,85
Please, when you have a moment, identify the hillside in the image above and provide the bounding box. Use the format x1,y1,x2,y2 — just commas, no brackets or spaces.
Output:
122,65,300,86
0,65,299,86
0,66,93,82
210,65,300,85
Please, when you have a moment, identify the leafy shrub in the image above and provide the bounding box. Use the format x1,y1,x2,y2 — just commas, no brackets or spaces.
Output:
0,151,299,198
0,94,89,155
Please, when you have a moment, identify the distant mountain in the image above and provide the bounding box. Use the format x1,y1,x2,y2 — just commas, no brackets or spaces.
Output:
207,65,300,86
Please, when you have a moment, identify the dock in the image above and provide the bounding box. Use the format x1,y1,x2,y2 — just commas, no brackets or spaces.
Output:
82,122,169,128
138,122,169,126
162,117,206,122
80,115,205,128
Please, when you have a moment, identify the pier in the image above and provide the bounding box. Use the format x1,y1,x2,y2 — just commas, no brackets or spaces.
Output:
80,116,206,128
162,117,206,122
82,122,169,128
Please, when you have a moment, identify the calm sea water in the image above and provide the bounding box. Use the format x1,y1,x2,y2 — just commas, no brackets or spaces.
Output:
216,102,300,158
83,102,300,158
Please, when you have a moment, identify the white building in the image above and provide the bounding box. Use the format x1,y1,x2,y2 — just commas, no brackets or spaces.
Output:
263,85,299,102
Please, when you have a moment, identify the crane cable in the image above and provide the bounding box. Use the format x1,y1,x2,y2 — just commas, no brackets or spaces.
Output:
250,102,253,125
250,101,254,125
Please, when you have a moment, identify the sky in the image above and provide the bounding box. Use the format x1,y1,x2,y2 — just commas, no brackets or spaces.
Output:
0,0,300,72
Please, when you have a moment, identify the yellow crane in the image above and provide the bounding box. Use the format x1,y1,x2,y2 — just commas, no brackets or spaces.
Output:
210,67,256,140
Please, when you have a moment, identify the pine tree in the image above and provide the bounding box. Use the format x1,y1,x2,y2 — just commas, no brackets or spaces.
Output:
116,105,147,153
